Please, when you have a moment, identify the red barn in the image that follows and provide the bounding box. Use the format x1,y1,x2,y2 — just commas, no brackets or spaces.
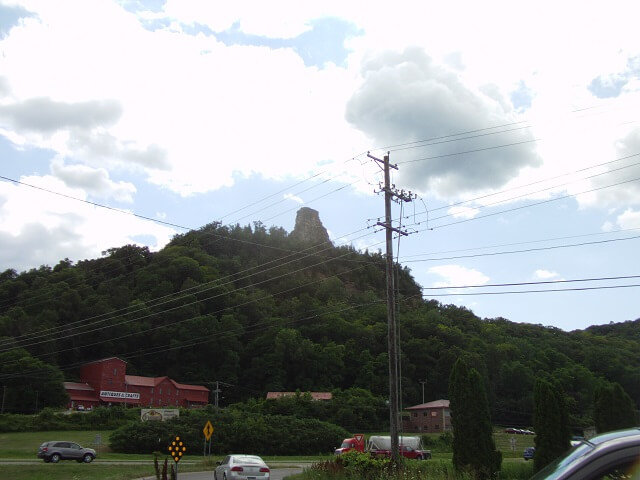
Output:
64,357,209,410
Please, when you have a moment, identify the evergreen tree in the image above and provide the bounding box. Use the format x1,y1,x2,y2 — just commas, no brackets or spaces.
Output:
533,378,570,472
449,357,502,479
594,382,637,433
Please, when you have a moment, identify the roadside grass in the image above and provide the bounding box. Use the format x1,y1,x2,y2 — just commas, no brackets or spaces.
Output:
0,430,535,479
0,430,116,459
0,459,218,480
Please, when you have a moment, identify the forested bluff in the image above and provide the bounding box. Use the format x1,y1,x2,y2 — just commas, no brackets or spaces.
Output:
0,220,638,429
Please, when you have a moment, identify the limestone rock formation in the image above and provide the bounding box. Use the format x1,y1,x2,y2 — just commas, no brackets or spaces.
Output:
290,207,332,245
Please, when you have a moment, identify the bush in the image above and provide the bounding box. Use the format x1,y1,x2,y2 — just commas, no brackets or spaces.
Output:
0,406,137,432
110,409,350,455
307,454,462,480
421,432,453,453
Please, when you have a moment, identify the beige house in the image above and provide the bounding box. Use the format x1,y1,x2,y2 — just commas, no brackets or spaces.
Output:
403,399,452,433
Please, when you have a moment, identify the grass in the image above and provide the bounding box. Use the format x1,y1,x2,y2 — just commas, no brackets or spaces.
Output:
0,430,217,479
0,429,535,480
0,463,170,480
0,430,320,480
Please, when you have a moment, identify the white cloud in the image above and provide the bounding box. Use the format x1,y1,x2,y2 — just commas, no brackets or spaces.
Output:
534,269,560,280
0,97,122,133
447,206,479,219
0,1,367,198
0,175,176,272
51,161,136,203
345,47,542,199
614,208,640,229
284,193,304,204
428,264,489,288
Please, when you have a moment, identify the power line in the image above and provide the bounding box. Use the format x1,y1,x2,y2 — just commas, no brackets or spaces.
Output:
421,275,640,291
403,235,640,263
423,283,640,297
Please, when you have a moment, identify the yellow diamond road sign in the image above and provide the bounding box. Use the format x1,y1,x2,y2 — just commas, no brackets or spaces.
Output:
203,420,214,441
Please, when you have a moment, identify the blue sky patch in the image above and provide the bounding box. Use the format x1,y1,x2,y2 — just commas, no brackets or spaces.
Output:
588,55,640,99
510,81,533,111
216,17,362,68
0,3,33,39
118,0,166,15
0,137,52,180
588,75,628,99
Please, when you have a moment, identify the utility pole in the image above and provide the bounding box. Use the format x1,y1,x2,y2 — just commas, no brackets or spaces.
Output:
420,380,426,405
368,152,415,462
213,381,221,411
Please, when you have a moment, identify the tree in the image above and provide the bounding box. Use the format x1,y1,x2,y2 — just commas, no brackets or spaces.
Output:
449,357,502,479
594,382,637,433
0,348,68,413
533,378,570,472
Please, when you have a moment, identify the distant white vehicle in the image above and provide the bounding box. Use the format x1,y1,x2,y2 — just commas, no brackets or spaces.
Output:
215,454,270,480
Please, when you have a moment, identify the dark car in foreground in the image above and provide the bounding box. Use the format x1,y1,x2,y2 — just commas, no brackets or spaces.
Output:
37,441,96,463
529,427,640,480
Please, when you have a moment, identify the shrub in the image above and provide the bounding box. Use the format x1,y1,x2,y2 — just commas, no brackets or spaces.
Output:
109,409,349,455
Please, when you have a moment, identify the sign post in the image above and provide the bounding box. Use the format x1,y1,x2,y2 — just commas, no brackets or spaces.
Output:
168,436,187,479
203,420,214,456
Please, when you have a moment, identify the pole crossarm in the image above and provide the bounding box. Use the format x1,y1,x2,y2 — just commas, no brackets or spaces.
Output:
375,221,409,236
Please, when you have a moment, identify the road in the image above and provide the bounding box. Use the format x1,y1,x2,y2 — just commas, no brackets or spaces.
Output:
136,466,304,480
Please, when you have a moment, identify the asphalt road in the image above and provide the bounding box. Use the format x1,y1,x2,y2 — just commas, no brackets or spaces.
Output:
136,467,304,480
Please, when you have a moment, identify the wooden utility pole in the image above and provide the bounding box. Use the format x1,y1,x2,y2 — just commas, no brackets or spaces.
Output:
368,152,415,462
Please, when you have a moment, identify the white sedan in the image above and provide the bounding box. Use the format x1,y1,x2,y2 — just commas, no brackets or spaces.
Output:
215,454,270,480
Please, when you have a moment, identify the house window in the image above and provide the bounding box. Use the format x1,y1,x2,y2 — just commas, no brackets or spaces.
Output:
435,424,439,430
113,368,117,375
159,388,162,395
413,413,417,417
423,412,428,416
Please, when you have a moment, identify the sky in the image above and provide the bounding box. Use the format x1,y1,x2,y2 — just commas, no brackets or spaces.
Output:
0,0,639,332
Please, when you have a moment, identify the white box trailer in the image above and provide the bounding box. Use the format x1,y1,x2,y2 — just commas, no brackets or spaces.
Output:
367,435,431,460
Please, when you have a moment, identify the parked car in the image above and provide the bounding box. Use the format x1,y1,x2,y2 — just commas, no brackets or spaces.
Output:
505,427,535,435
523,446,535,460
570,435,584,446
37,441,96,463
529,427,640,480
215,454,270,480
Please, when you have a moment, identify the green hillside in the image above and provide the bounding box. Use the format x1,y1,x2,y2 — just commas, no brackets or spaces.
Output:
0,220,638,429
